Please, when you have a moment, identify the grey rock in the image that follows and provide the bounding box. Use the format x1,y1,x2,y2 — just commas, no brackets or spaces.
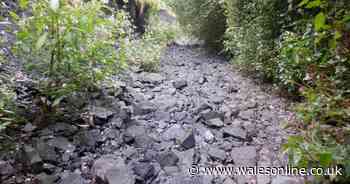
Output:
162,124,186,141
211,96,225,104
123,125,147,143
174,112,188,121
23,123,37,132
0,160,15,176
133,101,157,115
158,151,179,167
42,163,57,174
154,111,171,122
22,145,43,173
163,166,180,176
59,172,84,184
222,126,247,140
92,156,125,182
165,177,203,184
134,134,155,148
231,146,257,166
195,102,212,114
73,130,101,150
180,131,196,150
238,109,255,120
110,116,124,129
140,73,164,84
223,177,237,184
36,140,59,164
198,76,207,84
132,162,156,182
48,123,78,136
92,106,114,125
47,137,75,153
104,168,136,184
173,80,188,89
36,173,59,184
208,147,226,162
205,118,224,128
200,110,224,121
271,176,304,184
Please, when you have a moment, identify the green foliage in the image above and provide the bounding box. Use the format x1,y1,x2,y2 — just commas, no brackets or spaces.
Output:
13,0,129,113
281,0,350,182
125,8,177,72
175,0,350,182
0,76,16,132
173,0,226,50
223,0,289,80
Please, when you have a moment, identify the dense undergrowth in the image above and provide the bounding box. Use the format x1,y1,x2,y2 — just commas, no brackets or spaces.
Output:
173,0,350,183
0,0,177,133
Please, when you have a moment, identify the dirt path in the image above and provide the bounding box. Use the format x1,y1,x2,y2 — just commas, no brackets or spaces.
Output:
1,45,304,184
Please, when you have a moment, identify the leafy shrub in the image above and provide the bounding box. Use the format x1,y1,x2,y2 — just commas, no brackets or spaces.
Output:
223,0,289,80
281,0,350,182
13,0,129,114
0,76,16,132
173,0,226,50
125,7,177,72
175,0,350,182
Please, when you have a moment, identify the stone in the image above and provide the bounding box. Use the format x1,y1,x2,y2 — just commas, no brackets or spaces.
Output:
195,102,212,114
231,146,257,166
73,130,101,150
48,123,78,136
208,147,226,162
222,126,247,140
198,76,207,84
104,168,136,184
238,109,255,120
211,96,225,104
123,125,147,143
133,134,155,149
180,131,196,150
203,130,215,143
200,110,224,121
223,177,237,184
36,140,59,164
158,151,179,168
42,163,57,174
205,118,224,128
133,101,157,115
92,156,125,182
163,166,180,176
22,145,43,173
174,111,188,121
0,160,15,176
23,123,37,132
271,176,304,184
140,73,164,84
92,106,114,125
132,162,156,182
47,137,75,153
59,172,84,184
154,111,171,122
36,173,59,184
162,124,187,141
173,80,188,89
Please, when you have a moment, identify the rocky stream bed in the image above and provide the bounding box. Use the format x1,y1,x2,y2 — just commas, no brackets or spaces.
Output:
0,44,305,184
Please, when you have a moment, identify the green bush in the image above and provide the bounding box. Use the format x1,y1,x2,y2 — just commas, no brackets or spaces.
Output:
173,0,226,50
125,7,177,72
223,0,289,80
175,0,350,182
13,0,129,113
281,0,350,182
0,76,16,132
